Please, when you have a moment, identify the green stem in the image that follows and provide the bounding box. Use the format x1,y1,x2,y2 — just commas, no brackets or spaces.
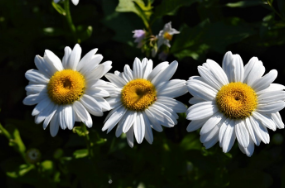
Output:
267,1,285,20
64,0,77,41
81,125,93,158
0,123,11,139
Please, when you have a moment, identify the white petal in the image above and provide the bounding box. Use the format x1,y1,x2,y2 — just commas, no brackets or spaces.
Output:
145,109,163,132
152,61,178,86
133,112,145,144
258,91,285,104
147,105,175,127
23,93,47,106
86,88,109,98
271,112,284,129
143,113,153,144
35,102,56,124
186,101,218,121
32,97,51,116
71,0,79,5
64,105,75,130
123,111,136,133
133,58,143,79
102,106,127,132
43,107,57,130
252,111,276,131
157,79,187,98
123,64,133,82
85,61,112,80
148,62,169,81
188,97,205,104
65,44,81,70
25,84,46,95
157,96,187,113
126,126,134,148
93,97,111,111
80,95,103,116
76,48,99,71
105,73,126,88
221,119,236,153
106,96,122,109
257,83,285,95
200,112,224,135
232,54,244,82
222,51,234,82
186,119,206,132
25,69,49,84
187,79,217,101
34,55,53,77
205,59,229,85
44,50,63,72
238,138,255,157
115,116,125,137
73,101,92,128
251,70,278,92
200,125,219,143
249,116,269,144
50,113,59,137
235,120,249,148
62,46,72,69
151,103,177,125
203,135,219,149
219,119,228,144
79,54,103,75
257,102,285,114
244,57,265,85
198,66,222,90
244,117,260,145
143,59,153,79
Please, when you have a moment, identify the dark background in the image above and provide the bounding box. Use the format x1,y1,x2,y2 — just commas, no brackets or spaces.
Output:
0,0,285,187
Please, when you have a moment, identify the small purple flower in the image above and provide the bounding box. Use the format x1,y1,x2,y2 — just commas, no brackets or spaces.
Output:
133,30,146,48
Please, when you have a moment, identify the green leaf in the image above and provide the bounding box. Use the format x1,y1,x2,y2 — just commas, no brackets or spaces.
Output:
115,0,153,27
180,134,202,150
151,0,198,22
102,0,143,43
226,1,265,8
171,18,254,60
51,2,66,16
41,160,54,174
77,25,93,43
73,149,88,159
6,164,34,178
73,126,89,137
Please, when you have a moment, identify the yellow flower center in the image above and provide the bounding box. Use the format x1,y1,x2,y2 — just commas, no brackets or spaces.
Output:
216,82,257,119
163,32,173,40
47,69,86,105
121,79,156,111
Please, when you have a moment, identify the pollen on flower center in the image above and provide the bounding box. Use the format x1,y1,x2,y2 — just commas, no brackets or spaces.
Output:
216,82,257,119
163,32,173,40
121,79,156,111
47,69,86,105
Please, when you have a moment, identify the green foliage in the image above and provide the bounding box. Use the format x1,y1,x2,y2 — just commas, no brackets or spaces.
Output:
1,0,285,187
171,18,254,60
116,0,153,27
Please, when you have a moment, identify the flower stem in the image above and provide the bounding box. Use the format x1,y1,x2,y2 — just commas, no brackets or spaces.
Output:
64,0,77,41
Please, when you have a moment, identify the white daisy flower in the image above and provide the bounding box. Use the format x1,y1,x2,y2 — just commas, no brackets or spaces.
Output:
186,51,285,157
23,44,114,136
102,58,188,147
157,22,180,49
54,0,79,6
